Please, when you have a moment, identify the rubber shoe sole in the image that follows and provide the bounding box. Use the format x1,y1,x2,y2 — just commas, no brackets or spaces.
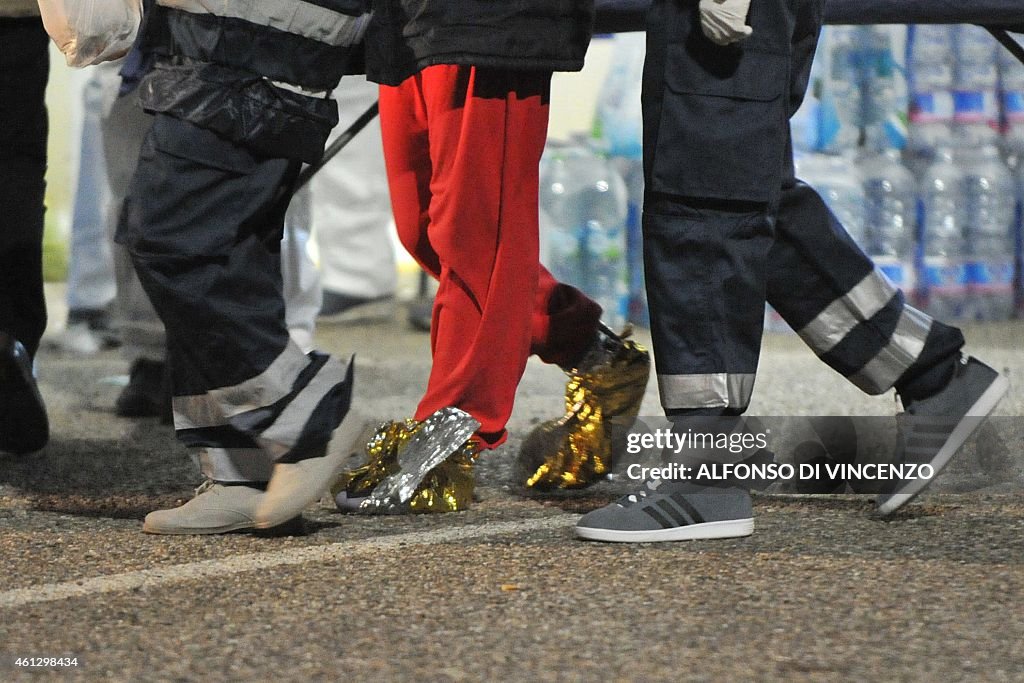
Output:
143,516,304,536
575,517,754,543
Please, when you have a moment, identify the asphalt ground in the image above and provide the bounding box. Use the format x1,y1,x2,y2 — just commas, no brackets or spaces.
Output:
1,308,1022,682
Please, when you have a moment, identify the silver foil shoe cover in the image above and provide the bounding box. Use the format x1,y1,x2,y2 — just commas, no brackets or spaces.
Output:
360,407,480,513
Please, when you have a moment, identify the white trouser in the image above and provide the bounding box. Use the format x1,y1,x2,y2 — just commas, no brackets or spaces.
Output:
65,68,116,313
312,75,397,300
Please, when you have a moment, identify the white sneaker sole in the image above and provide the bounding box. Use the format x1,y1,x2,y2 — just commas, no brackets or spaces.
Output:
877,372,1010,515
575,518,754,543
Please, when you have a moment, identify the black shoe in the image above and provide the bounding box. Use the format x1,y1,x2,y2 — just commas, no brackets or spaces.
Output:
407,298,433,332
116,359,171,422
318,291,395,325
0,331,48,454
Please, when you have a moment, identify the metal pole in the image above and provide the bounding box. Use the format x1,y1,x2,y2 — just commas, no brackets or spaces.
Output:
294,101,380,191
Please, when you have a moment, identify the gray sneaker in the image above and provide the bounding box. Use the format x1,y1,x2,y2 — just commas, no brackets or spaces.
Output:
877,354,1009,515
575,480,754,543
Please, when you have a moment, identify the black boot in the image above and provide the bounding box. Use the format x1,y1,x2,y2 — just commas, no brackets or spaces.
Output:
0,331,48,454
116,358,172,423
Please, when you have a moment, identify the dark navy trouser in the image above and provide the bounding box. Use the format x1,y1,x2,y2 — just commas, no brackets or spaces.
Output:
641,0,963,414
0,18,48,358
118,114,353,482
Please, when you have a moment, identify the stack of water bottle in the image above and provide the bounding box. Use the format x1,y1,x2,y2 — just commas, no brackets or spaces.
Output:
791,24,1024,326
540,28,1024,330
539,140,630,330
539,33,646,330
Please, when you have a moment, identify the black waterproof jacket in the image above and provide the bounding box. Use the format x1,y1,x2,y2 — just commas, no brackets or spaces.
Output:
139,0,370,163
366,0,595,86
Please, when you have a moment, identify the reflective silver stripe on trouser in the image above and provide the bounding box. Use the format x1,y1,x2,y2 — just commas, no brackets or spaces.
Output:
158,0,372,47
174,342,352,461
658,373,756,411
847,305,933,394
173,340,310,427
795,267,898,355
795,267,933,394
193,448,274,483
257,353,351,459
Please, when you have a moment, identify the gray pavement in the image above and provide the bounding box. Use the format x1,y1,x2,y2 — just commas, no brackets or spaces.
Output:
1,312,1023,682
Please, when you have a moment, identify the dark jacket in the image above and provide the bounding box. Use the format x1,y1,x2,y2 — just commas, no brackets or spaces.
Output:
366,0,595,86
138,0,370,163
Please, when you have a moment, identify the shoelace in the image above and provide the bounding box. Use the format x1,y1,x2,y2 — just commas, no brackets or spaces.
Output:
194,479,217,496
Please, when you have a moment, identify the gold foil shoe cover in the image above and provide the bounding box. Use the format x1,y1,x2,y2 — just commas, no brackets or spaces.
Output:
520,331,650,490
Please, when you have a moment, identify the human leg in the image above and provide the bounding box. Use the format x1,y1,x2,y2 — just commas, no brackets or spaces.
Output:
578,0,800,541
314,75,397,325
762,3,1007,513
119,115,360,533
581,0,1007,539
0,17,49,454
335,67,626,511
0,17,48,360
58,70,117,354
382,65,553,446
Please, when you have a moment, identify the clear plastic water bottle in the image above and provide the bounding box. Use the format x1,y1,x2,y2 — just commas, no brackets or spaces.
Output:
594,33,647,327
615,157,649,327
1000,48,1024,169
592,32,644,159
819,26,863,153
857,142,917,294
906,25,955,178
960,145,1016,320
909,25,955,91
790,95,820,154
955,25,1000,69
953,25,1000,147
797,151,868,249
918,147,968,320
906,91,956,178
539,144,629,329
863,26,908,149
997,37,1024,92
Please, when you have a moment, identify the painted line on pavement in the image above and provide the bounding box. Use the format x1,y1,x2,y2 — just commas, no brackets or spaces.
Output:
0,515,578,609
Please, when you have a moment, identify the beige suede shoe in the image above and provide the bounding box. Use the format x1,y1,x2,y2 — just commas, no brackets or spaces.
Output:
255,413,367,529
143,482,270,535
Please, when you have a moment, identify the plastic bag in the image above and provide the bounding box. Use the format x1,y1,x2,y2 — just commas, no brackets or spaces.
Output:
36,0,143,67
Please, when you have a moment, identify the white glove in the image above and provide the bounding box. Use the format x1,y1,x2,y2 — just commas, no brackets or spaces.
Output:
699,0,753,46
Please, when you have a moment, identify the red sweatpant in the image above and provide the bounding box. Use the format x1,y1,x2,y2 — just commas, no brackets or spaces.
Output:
379,65,602,447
